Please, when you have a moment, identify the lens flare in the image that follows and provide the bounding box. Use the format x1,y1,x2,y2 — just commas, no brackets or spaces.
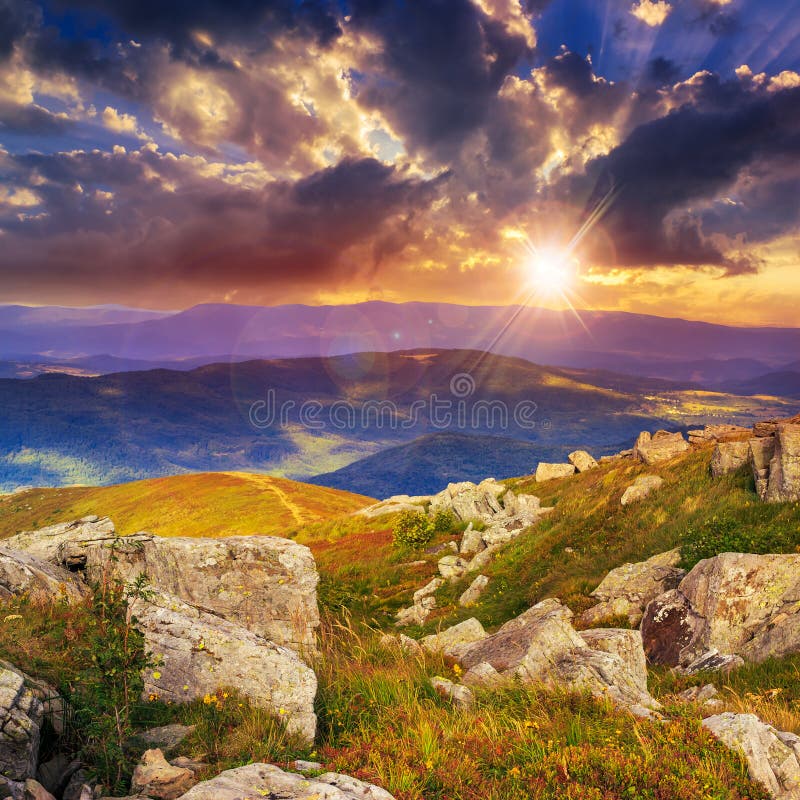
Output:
530,247,574,296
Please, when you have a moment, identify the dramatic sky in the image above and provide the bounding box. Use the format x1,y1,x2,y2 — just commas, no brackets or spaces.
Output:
1,0,799,325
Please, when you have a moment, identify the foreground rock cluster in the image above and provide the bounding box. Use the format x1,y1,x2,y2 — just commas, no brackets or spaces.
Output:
0,516,328,798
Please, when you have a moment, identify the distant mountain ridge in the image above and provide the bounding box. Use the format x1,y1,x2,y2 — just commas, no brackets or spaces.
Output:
0,348,796,492
2,301,799,386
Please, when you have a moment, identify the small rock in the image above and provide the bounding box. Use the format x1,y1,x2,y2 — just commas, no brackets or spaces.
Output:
462,661,504,688
437,555,468,581
36,754,78,797
621,475,664,506
459,526,486,557
291,760,323,773
413,578,444,605
421,618,488,659
169,757,206,777
678,683,718,704
682,651,744,675
130,749,196,800
459,575,489,607
23,780,56,800
430,677,474,708
535,463,576,482
568,450,598,472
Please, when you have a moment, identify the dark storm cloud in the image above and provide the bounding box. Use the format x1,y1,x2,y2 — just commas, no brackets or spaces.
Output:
0,101,72,134
48,0,341,55
577,83,800,272
348,0,531,156
0,148,445,291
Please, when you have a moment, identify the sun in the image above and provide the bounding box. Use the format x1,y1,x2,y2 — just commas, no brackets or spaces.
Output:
529,247,575,297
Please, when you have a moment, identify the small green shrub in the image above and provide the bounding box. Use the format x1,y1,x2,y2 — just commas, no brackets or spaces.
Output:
431,508,456,534
682,515,800,568
393,511,435,549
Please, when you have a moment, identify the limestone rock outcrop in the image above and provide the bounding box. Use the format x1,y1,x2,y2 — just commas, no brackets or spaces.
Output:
0,548,88,605
634,431,690,465
175,763,396,800
0,665,43,791
8,520,319,653
453,599,660,715
748,422,800,503
711,440,750,477
131,591,317,743
641,553,800,667
420,618,487,660
459,574,489,607
578,548,685,627
703,713,800,800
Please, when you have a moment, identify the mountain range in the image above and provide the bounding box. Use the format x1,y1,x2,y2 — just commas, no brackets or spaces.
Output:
3,301,800,389
1,348,796,496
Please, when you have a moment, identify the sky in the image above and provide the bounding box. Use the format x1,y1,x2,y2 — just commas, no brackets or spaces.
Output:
0,0,799,326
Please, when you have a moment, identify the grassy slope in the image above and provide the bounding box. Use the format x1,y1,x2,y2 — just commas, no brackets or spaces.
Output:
3,444,800,797
0,472,374,538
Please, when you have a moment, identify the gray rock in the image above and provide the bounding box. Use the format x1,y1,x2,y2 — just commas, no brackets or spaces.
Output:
35,754,78,797
57,533,319,654
3,517,115,562
578,548,684,627
677,683,718,704
568,450,598,472
430,677,474,708
292,760,323,773
0,666,43,784
413,578,444,605
635,431,689,465
620,475,664,506
703,713,800,800
461,661,504,689
750,436,776,500
458,600,660,714
22,780,55,800
131,591,317,743
428,479,505,524
535,463,576,482
459,575,489,607
765,423,800,503
437,555,468,581
711,440,750,477
0,548,88,605
175,763,395,799
130,749,195,800
420,618,487,660
683,651,744,675
459,526,485,557
642,553,800,667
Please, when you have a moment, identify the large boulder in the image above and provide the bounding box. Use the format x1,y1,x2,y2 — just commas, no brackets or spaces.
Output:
535,463,576,482
131,591,317,743
458,599,659,714
568,451,598,473
641,553,800,667
635,431,689,465
765,423,800,504
688,425,751,446
620,475,663,506
0,665,43,787
578,548,685,627
11,523,319,654
703,713,800,800
428,479,505,523
3,517,115,562
0,548,87,605
710,440,750,477
176,763,395,800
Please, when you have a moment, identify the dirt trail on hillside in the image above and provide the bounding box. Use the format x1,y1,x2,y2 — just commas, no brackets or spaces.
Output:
225,472,306,526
